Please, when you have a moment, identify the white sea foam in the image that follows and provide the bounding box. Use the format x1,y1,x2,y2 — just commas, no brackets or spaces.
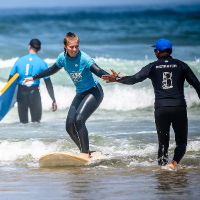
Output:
40,84,76,110
0,137,199,167
0,57,19,68
0,139,77,162
39,84,200,111
0,57,199,111
44,58,56,65
1,80,199,112
0,57,56,68
187,141,200,152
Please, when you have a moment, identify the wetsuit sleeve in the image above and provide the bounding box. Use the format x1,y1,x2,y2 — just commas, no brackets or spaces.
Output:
33,63,61,80
90,63,110,78
44,78,56,102
184,63,200,98
8,62,18,81
192,81,200,98
8,75,13,81
42,62,50,80
115,63,153,85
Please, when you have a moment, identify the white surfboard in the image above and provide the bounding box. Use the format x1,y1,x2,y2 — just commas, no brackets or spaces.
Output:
39,152,90,167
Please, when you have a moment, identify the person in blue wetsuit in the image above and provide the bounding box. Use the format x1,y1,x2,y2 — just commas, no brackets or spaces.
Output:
9,39,57,124
102,38,200,169
22,32,109,160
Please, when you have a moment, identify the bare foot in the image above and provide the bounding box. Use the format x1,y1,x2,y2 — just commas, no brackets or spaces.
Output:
79,153,90,160
169,160,177,169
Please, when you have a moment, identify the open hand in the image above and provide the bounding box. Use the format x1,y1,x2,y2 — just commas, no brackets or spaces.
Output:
22,77,34,85
102,69,120,83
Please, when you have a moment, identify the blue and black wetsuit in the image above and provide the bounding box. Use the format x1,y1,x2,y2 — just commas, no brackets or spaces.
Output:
9,53,56,123
33,50,109,153
115,56,200,165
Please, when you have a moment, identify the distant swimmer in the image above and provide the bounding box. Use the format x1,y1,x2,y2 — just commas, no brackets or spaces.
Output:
102,38,200,169
9,39,57,124
22,32,109,160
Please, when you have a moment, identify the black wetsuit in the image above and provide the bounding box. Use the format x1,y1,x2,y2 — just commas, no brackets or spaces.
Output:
115,56,200,165
8,76,55,124
33,63,109,153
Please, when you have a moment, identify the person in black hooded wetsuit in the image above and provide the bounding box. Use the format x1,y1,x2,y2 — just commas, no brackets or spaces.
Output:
23,32,109,160
102,38,200,169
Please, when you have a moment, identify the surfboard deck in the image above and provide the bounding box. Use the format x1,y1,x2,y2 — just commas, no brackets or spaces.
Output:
0,73,19,121
39,152,90,167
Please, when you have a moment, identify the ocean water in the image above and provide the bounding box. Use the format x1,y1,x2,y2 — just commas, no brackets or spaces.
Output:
0,4,200,200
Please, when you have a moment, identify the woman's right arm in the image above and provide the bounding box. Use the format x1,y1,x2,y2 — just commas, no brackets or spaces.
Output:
23,63,61,85
33,63,61,80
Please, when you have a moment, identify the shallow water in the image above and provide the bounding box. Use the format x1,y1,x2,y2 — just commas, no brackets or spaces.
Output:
1,4,200,199
0,160,200,199
1,107,200,199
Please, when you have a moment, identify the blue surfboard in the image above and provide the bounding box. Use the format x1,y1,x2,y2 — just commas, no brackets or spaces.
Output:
0,73,19,121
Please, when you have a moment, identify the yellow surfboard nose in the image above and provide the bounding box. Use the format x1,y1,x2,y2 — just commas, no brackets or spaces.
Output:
0,73,19,94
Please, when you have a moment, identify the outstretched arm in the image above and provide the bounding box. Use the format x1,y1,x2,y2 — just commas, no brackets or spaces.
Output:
102,64,153,85
192,81,200,98
23,63,61,85
185,64,200,98
33,63,61,80
90,63,110,78
44,78,57,112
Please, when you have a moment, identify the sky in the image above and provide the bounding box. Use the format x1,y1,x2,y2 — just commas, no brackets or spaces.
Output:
1,0,200,8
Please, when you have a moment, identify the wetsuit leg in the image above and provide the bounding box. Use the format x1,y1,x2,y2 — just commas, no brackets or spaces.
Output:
171,107,188,163
66,95,83,150
155,107,171,165
75,84,104,153
66,84,104,153
17,86,29,123
29,86,42,123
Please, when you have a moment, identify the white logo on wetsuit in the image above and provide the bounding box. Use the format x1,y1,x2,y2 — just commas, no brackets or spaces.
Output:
69,72,82,82
25,64,29,75
162,72,173,89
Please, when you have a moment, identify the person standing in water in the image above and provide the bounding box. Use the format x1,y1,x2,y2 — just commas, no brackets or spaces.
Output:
102,38,200,169
9,39,57,124
23,32,109,160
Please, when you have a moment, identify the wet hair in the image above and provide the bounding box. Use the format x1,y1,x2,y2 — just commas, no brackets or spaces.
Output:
63,32,79,56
